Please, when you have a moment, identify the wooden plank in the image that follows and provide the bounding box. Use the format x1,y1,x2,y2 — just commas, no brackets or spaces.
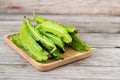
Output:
0,15,120,33
1,77,120,80
1,15,120,23
0,65,120,80
1,32,120,47
1,15,120,48
1,47,120,80
1,22,120,34
1,0,120,16
1,44,120,67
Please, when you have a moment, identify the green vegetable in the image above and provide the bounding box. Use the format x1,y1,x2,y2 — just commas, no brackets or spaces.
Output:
11,14,92,62
25,17,56,53
33,15,72,43
33,15,78,33
52,49,62,60
35,25,64,59
20,22,49,62
36,21,72,43
70,33,91,51
63,25,76,33
12,34,24,49
33,15,46,24
37,29,65,51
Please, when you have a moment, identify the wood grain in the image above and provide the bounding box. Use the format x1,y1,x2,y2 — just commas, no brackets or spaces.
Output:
1,33,120,48
0,14,120,79
0,14,120,34
1,0,120,16
0,65,120,80
1,45,120,67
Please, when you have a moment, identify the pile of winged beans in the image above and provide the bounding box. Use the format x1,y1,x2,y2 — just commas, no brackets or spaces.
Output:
12,14,91,62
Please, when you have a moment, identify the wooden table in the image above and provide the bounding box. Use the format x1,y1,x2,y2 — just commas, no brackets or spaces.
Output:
1,14,120,80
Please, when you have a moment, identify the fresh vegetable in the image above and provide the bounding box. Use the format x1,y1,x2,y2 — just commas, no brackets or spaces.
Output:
25,17,56,53
33,15,72,43
33,15,46,23
37,29,65,51
33,15,77,33
20,22,49,62
36,21,72,43
52,49,62,60
70,33,91,51
12,14,91,62
12,34,23,49
63,25,76,33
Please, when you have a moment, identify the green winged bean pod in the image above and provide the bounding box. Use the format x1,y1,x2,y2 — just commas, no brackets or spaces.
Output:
63,25,78,33
25,17,56,53
33,15,46,24
12,34,24,49
37,29,65,51
36,21,72,43
33,15,77,33
20,22,49,62
70,33,91,51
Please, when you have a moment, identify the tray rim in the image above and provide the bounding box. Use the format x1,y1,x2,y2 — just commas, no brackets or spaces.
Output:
4,33,92,71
